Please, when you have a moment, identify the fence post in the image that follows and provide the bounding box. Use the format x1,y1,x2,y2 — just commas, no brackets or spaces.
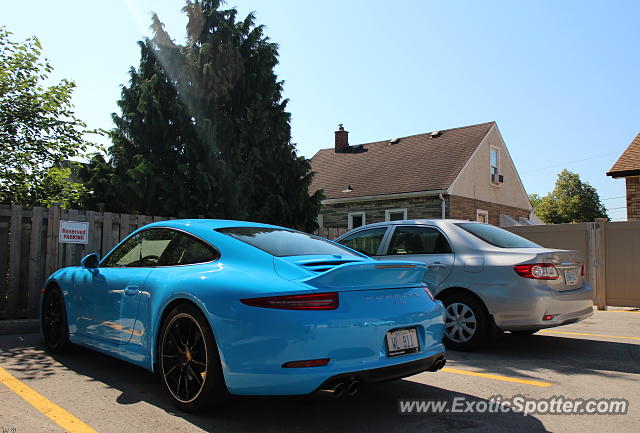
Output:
101,212,113,257
64,208,79,267
594,218,608,310
27,206,44,316
85,211,99,257
45,205,61,278
7,205,23,318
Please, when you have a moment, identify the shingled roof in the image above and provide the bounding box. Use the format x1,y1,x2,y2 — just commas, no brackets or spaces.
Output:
607,133,640,178
309,121,495,200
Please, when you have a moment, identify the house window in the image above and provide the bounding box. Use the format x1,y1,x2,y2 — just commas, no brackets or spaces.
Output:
385,208,407,221
476,209,489,224
348,211,366,230
490,147,500,183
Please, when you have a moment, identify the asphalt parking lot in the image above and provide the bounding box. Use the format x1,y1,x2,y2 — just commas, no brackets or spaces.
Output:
0,309,638,433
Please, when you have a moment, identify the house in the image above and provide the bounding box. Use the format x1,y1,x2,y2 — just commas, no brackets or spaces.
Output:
309,121,532,229
606,133,640,221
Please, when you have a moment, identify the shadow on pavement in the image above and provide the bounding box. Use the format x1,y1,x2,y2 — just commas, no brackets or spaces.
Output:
0,334,550,433
446,332,640,384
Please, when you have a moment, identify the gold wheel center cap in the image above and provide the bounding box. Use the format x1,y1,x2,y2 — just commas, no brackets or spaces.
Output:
185,350,192,362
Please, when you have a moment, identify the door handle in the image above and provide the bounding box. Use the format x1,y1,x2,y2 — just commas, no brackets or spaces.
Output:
124,286,140,296
427,262,448,270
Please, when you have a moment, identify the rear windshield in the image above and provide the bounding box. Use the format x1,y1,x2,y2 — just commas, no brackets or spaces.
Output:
217,227,361,257
455,223,541,248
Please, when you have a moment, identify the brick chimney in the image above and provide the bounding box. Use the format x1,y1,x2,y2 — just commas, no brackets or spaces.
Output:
335,124,349,153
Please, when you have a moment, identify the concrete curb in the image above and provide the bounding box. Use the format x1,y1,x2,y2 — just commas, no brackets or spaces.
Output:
0,319,39,335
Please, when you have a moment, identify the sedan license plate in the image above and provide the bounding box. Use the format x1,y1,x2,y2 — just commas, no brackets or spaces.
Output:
386,328,419,357
565,269,578,285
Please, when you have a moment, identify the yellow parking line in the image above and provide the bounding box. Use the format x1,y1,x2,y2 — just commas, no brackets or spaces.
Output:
441,367,551,387
539,330,640,341
0,366,98,433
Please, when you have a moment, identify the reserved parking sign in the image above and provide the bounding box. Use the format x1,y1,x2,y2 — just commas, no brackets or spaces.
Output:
59,220,89,244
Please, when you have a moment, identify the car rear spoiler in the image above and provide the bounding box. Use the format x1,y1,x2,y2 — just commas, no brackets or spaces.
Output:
301,261,428,291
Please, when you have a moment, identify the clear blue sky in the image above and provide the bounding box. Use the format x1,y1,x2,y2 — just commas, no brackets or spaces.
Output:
4,0,639,220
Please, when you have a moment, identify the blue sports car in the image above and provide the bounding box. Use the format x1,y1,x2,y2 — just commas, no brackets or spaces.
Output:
41,220,446,411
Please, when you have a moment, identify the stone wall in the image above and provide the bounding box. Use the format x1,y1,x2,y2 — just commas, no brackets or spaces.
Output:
320,194,531,228
321,196,443,229
448,194,530,226
320,192,532,229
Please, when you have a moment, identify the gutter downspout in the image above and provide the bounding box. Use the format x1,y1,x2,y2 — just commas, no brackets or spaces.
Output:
439,193,446,219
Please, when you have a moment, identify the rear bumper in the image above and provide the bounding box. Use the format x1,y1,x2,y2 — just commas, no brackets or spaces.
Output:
213,287,445,396
315,352,446,393
491,282,594,331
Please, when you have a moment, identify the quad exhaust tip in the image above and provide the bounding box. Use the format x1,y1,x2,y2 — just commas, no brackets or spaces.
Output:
325,379,360,398
347,380,359,396
430,357,447,372
333,382,346,398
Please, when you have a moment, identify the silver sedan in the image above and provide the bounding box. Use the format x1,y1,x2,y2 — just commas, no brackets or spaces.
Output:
335,220,594,351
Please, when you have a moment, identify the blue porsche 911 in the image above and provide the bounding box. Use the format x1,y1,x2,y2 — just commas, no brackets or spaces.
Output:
41,219,446,411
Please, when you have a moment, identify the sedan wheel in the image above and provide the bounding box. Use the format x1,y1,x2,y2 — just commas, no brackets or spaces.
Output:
42,286,71,353
440,293,489,351
445,302,477,344
159,304,227,411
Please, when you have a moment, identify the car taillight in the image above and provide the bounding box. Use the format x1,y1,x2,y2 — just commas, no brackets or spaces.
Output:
240,292,339,310
581,264,584,276
513,263,559,280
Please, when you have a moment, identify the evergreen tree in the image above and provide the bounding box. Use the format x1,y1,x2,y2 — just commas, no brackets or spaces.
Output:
83,1,322,230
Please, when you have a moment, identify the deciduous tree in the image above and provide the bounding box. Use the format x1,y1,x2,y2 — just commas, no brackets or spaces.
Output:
532,170,608,223
0,27,93,206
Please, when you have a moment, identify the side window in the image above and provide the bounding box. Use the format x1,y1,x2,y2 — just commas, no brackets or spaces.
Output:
337,227,388,256
103,234,144,267
158,232,218,266
388,226,452,255
141,229,176,266
103,229,175,267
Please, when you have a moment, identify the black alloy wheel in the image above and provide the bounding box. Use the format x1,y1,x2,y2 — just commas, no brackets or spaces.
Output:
42,286,71,352
159,303,227,411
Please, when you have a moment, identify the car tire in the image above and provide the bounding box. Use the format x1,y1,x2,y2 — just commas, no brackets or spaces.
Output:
42,286,72,353
158,303,228,412
511,329,539,336
440,292,489,351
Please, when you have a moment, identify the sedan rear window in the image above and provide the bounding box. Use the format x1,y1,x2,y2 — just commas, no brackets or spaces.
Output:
217,227,360,257
455,223,541,248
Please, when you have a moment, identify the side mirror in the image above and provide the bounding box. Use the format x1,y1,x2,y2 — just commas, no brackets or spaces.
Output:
81,253,100,270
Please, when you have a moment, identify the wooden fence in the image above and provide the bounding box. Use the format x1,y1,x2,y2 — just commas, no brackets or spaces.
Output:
0,203,348,321
0,204,177,320
507,218,640,309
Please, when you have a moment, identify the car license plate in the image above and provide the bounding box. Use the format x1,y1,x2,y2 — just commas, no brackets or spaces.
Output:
565,269,578,285
386,328,419,357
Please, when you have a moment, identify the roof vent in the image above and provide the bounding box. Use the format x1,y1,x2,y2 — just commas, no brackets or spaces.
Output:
430,131,442,138
389,138,400,144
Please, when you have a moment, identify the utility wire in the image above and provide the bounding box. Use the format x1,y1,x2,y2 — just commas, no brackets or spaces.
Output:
521,150,624,174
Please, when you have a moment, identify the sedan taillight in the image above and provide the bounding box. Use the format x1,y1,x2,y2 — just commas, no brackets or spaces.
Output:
513,263,559,280
241,292,339,310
